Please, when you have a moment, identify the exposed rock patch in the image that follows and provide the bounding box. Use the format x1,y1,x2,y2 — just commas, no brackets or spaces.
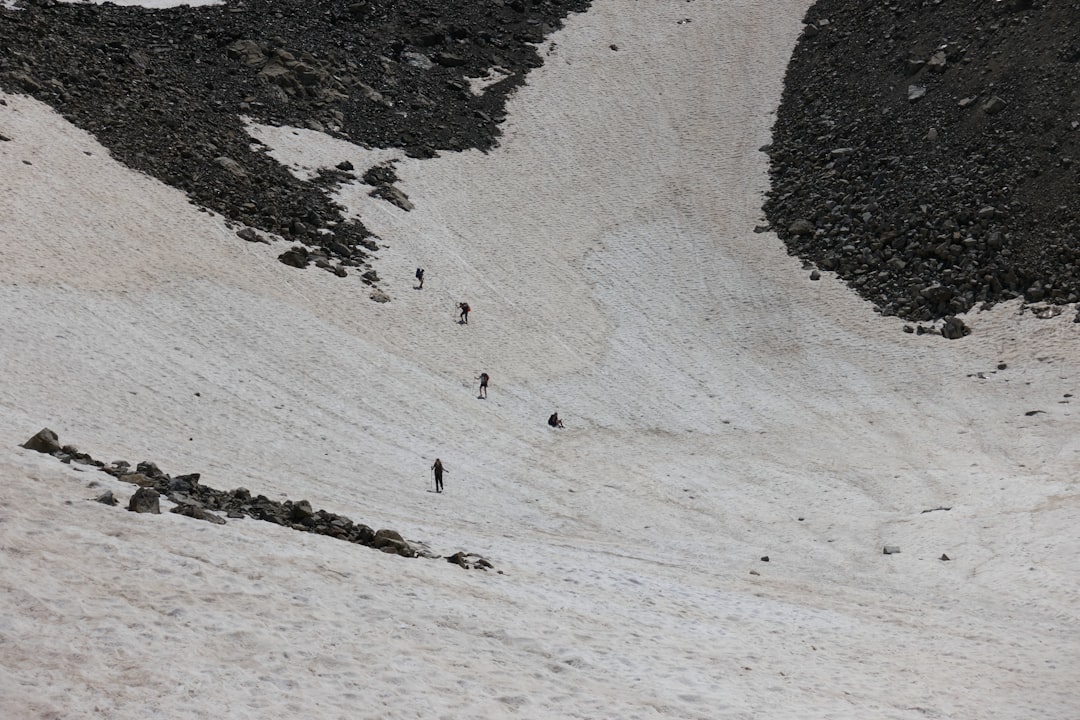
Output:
765,2,1080,323
0,0,589,285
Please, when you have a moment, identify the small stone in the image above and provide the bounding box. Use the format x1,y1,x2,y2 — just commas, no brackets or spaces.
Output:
983,95,1007,115
236,227,268,244
883,545,901,555
788,218,815,236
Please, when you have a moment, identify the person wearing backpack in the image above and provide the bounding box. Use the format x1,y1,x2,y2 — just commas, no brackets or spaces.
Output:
415,267,424,289
477,372,489,399
458,302,470,324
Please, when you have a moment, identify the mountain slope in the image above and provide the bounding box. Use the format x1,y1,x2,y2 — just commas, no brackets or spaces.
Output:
2,1,1078,718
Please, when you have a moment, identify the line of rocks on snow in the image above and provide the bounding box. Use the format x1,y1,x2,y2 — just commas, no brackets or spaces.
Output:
20,428,493,571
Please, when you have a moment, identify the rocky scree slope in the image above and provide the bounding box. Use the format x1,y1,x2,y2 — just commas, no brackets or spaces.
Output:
764,0,1080,323
0,0,589,280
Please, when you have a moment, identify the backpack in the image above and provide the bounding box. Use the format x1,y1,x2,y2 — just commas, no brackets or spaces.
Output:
480,373,489,383
415,267,423,279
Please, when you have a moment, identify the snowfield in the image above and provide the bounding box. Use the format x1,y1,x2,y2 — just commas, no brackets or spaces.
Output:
2,1,1078,718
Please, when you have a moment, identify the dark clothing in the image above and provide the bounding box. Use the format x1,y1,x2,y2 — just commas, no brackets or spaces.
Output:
548,413,564,428
431,459,444,492
415,268,424,288
479,373,489,398
459,303,470,324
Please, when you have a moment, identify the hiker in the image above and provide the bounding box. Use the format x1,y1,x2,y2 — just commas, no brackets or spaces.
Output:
415,267,424,289
431,458,445,493
477,372,489,399
458,302,470,324
548,412,564,428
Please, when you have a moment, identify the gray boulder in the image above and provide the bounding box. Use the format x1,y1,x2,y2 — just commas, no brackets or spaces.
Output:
21,428,61,454
127,487,160,514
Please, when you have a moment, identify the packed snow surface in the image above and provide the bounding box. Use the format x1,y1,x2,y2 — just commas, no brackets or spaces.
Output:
1,1,1078,718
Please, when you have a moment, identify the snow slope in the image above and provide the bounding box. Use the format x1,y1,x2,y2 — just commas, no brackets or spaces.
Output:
1,1,1078,718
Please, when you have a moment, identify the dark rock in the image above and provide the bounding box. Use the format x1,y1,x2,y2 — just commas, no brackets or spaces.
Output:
370,184,413,211
95,491,118,506
288,499,314,522
127,487,161,514
373,528,415,556
168,473,201,493
136,461,165,479
434,52,467,67
373,527,405,547
940,315,970,339
446,551,493,569
171,503,227,525
278,246,311,268
21,428,61,454
237,228,269,244
982,96,1007,115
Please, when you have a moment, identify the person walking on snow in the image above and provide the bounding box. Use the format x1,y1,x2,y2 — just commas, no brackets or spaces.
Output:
548,412,564,428
431,458,446,493
458,302,470,324
415,267,425,289
477,372,489,399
